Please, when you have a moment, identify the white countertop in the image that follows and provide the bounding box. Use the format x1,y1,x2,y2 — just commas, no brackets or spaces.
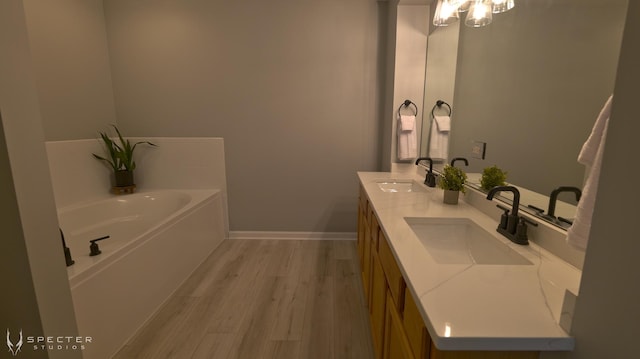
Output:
358,171,582,351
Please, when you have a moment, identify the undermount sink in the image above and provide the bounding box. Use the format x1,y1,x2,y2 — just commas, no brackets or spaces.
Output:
405,217,532,266
376,179,426,193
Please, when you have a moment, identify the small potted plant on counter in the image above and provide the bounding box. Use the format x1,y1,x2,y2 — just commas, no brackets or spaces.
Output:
93,125,156,193
480,165,508,191
438,164,467,204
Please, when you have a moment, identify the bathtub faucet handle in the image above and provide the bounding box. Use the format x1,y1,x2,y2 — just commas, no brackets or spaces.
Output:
89,235,110,256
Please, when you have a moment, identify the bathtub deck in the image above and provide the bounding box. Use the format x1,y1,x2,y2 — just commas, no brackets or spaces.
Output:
112,239,374,359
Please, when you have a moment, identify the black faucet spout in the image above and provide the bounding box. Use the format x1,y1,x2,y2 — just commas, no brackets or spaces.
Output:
486,186,520,217
415,157,433,171
547,186,582,218
415,157,437,187
450,157,469,167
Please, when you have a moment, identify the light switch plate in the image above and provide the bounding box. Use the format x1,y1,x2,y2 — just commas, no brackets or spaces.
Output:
471,141,486,159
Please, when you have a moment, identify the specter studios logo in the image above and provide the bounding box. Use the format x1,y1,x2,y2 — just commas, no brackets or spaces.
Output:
6,329,23,356
6,328,92,356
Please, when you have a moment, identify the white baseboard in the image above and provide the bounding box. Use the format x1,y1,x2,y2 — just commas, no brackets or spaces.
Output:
228,231,356,241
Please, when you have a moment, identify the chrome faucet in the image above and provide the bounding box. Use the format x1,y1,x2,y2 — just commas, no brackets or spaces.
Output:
486,186,537,245
415,157,437,187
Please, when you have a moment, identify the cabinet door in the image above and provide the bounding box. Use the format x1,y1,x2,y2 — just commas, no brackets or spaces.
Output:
357,199,366,271
403,287,430,359
384,292,415,359
370,248,387,358
378,230,406,312
361,204,372,299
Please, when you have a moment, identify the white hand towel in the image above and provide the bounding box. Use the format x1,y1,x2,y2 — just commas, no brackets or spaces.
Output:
566,95,613,251
434,115,451,132
397,115,417,160
399,115,416,131
429,115,451,160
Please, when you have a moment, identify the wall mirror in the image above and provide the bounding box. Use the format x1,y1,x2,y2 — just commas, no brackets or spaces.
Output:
419,0,628,229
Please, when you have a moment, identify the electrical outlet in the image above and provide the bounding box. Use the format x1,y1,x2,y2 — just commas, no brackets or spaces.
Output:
471,141,486,159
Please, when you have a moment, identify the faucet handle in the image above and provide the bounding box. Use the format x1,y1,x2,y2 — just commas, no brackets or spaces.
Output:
514,216,538,245
496,204,510,230
425,171,437,187
89,235,110,256
519,216,539,227
527,204,545,214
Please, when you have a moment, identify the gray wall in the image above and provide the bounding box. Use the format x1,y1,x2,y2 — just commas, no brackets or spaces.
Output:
103,0,386,232
448,0,626,196
23,0,117,140
542,2,639,358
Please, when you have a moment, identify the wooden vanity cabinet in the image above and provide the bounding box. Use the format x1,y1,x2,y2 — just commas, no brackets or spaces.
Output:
370,240,387,357
384,291,415,359
357,190,366,269
357,190,372,301
429,349,539,359
357,185,541,359
378,228,405,313
403,286,430,359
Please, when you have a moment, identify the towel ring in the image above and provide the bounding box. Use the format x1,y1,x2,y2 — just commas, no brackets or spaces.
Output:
431,100,452,118
398,99,418,117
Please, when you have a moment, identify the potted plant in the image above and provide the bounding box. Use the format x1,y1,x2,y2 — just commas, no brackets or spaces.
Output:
480,165,508,191
438,164,467,204
92,125,156,189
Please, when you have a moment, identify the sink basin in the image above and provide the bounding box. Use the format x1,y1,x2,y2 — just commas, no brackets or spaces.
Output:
404,217,532,265
376,180,426,193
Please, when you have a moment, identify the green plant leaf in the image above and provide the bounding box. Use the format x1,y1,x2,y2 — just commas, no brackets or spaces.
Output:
92,125,157,172
480,165,508,191
437,165,467,193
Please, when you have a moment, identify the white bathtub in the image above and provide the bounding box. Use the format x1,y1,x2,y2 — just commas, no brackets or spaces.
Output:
60,189,226,358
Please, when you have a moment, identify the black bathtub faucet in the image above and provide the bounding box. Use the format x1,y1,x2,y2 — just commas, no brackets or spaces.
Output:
89,235,110,256
60,228,75,267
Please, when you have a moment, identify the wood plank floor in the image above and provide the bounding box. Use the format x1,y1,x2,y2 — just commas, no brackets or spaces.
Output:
113,239,374,359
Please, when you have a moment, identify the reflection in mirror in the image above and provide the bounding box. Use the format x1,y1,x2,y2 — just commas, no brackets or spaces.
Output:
420,0,628,230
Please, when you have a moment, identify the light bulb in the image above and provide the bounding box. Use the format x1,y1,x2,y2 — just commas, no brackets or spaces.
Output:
465,0,493,27
433,0,460,27
492,0,515,14
456,0,471,13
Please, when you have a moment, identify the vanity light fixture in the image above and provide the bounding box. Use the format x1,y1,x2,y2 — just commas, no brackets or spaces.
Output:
465,0,493,27
433,0,515,28
491,0,515,14
433,0,460,27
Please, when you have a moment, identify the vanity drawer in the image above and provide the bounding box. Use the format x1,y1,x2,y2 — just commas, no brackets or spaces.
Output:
378,230,405,312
